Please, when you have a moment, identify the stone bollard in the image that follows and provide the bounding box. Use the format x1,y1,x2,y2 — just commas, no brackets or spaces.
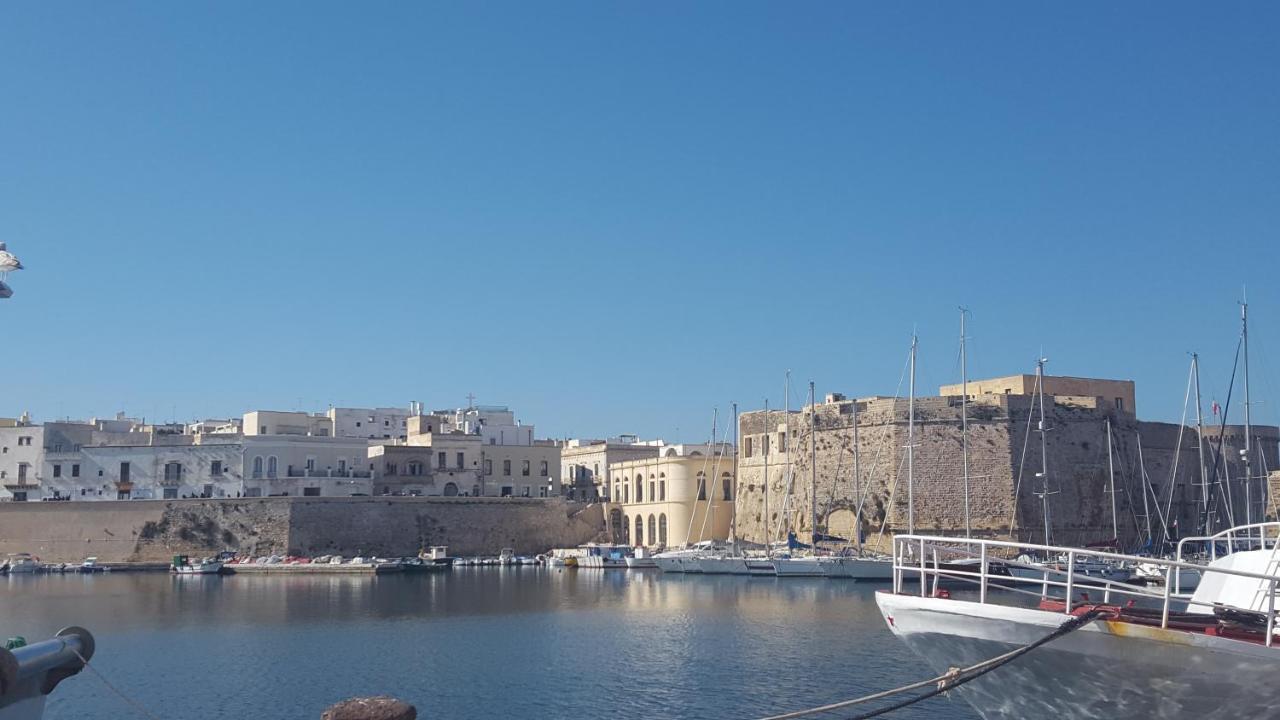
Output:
321,696,417,720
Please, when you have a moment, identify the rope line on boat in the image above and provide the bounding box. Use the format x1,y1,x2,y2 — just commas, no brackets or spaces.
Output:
752,609,1105,720
72,648,166,720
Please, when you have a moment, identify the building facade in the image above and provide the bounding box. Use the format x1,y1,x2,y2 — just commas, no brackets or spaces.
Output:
606,444,735,548
560,436,662,501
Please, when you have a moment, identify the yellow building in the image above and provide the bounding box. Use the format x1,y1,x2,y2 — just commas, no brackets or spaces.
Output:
939,374,1136,415
607,444,735,548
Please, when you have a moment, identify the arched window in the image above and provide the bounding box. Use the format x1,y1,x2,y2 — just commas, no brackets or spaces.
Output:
622,515,631,543
443,482,459,496
267,457,278,478
696,471,707,501
636,474,644,503
659,514,668,545
659,473,666,501
624,484,629,503
647,514,656,544
252,457,263,479
649,475,655,503
634,515,644,546
722,472,733,501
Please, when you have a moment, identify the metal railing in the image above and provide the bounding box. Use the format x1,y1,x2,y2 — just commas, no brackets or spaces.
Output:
891,533,1280,647
1177,521,1280,562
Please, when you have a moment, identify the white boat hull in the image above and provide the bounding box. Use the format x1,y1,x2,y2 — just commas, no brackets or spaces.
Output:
173,561,223,575
624,556,657,569
820,556,895,581
653,556,685,573
876,591,1280,719
696,557,745,574
772,557,825,577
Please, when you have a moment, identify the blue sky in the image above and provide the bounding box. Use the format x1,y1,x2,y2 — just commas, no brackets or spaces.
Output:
2,2,1279,440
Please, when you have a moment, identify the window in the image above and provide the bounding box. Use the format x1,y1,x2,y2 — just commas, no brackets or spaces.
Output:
659,514,668,545
303,487,321,496
71,464,80,478
260,426,267,434
245,487,262,497
779,432,787,453
697,471,707,501
437,452,447,470
53,464,62,478
649,479,655,501
634,515,644,546
648,514,656,544
164,462,182,482
385,462,398,476
471,485,480,496
659,478,666,501
267,457,278,478
356,421,362,428
744,437,752,458
119,462,130,482
211,461,222,477
17,463,28,482
503,460,511,476
456,452,464,469
522,486,531,497
407,461,422,476
163,488,178,499
636,477,643,503
540,460,549,477
305,457,315,471
521,460,530,477
722,473,733,501
252,457,264,479
1116,397,1125,412
13,491,27,501
384,420,390,427
116,491,130,500
484,459,493,475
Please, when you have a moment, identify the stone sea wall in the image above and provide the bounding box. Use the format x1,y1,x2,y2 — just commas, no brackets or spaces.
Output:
0,497,606,562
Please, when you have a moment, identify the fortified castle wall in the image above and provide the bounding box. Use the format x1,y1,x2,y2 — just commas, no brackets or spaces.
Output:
736,394,1277,550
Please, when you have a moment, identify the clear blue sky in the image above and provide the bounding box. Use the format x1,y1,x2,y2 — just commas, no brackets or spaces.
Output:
3,2,1279,440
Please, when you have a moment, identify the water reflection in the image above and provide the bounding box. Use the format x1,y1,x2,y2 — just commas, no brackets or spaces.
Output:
1,570,978,720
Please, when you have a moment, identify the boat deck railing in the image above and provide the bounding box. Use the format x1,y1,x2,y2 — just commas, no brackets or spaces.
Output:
1176,521,1280,562
891,534,1280,646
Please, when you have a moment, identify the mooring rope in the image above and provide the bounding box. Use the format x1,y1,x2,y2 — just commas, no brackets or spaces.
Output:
752,608,1105,720
71,649,166,720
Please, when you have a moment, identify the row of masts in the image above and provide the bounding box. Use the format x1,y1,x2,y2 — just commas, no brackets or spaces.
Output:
707,298,1269,554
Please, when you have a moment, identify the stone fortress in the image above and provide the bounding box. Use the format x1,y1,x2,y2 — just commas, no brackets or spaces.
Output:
735,374,1278,550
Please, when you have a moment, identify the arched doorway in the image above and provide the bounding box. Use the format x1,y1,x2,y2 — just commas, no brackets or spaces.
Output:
609,508,625,543
634,514,644,547
443,482,459,496
658,514,668,546
647,514,656,545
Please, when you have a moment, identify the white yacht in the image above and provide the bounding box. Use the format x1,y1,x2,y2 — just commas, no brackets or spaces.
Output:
820,554,895,581
771,555,825,577
876,528,1280,719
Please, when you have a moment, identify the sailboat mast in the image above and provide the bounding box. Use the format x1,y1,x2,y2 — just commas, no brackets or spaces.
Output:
809,381,817,545
907,335,917,535
1106,417,1118,542
1192,353,1209,534
960,308,971,539
853,394,862,552
784,370,790,542
1138,433,1153,547
731,402,738,542
763,399,770,557
1241,298,1254,529
1036,358,1050,548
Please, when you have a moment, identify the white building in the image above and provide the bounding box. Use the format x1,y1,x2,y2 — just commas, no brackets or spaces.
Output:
607,443,736,548
560,435,662,501
327,406,414,441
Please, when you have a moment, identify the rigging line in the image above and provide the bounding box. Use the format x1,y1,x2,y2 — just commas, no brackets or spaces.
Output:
750,609,1105,720
1206,337,1243,531
1005,365,1040,540
862,344,914,549
71,649,166,720
685,410,720,545
1160,358,1195,550
697,412,727,545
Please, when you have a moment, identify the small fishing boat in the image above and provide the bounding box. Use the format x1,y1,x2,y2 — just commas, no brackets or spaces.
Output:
170,555,224,575
624,547,658,569
5,553,42,574
78,557,107,574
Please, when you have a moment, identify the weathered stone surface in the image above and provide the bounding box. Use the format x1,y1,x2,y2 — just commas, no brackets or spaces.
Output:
736,394,1277,550
0,497,605,561
321,696,417,720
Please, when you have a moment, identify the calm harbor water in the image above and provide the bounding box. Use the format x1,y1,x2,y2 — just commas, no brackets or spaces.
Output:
2,569,980,720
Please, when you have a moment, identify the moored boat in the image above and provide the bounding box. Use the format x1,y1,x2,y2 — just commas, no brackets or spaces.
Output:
170,555,224,575
877,530,1280,719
